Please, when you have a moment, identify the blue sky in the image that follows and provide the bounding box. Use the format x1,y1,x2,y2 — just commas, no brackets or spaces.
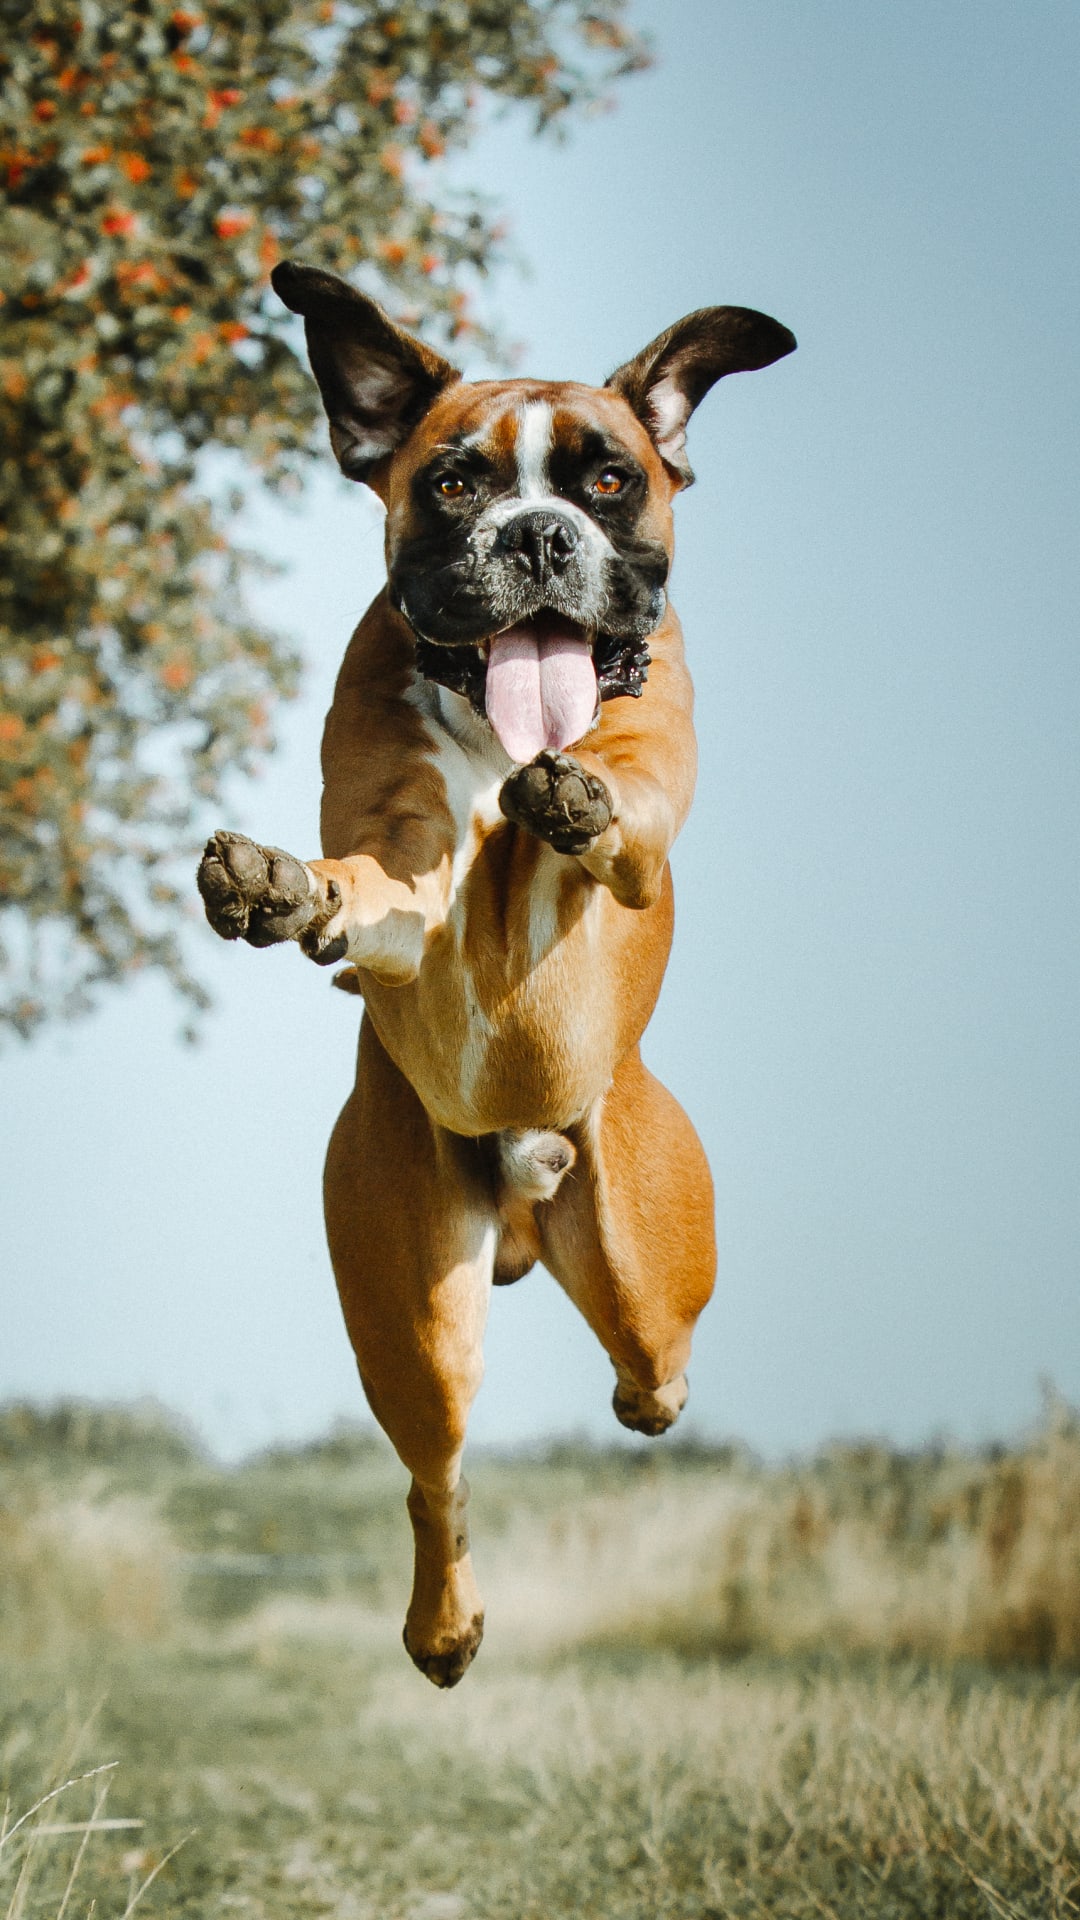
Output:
3,0,1078,1459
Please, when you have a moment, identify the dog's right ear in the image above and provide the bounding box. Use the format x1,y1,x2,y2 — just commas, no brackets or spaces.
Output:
272,261,460,485
606,306,796,488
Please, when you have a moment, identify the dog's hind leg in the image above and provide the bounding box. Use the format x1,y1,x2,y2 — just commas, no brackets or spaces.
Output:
324,1018,494,1688
539,1046,716,1436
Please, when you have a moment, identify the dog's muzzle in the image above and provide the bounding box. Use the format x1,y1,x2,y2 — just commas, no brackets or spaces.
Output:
395,500,666,741
410,618,656,742
498,510,581,583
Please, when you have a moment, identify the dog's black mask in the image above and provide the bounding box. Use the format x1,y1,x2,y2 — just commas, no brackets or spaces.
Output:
389,414,671,708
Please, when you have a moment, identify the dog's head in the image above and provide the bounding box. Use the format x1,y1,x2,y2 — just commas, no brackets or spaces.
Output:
273,262,794,761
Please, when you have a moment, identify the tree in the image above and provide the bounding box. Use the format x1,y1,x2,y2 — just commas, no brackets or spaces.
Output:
0,0,646,1037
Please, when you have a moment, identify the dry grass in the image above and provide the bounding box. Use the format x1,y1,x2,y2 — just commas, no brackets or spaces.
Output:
0,1496,178,1658
3,1398,1080,1918
367,1657,1080,1919
487,1404,1080,1669
0,1704,191,1920
5,1395,1080,1673
5,1652,1078,1920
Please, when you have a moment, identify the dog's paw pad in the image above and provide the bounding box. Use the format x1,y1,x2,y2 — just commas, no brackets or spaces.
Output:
197,830,319,947
499,751,612,855
403,1613,484,1690
612,1372,688,1437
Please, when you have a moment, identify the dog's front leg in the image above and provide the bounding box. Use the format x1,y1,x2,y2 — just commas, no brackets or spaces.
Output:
197,833,448,983
498,620,699,911
500,747,685,912
499,737,687,910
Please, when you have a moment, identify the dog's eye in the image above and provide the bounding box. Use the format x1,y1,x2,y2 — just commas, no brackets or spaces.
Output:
593,470,625,496
435,475,467,499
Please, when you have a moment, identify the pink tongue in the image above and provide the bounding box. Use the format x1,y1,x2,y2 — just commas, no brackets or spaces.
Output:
485,625,598,763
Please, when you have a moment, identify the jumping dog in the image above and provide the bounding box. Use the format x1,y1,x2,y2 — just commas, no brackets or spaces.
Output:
198,263,795,1684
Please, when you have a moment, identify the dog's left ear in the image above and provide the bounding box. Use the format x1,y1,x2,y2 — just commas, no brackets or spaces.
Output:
272,261,461,485
606,307,796,487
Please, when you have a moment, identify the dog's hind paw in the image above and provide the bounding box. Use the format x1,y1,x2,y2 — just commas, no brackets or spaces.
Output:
403,1612,484,1690
499,750,612,856
197,829,332,949
613,1370,688,1437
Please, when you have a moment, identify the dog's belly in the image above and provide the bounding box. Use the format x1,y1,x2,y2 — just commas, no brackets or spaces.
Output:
359,855,673,1136
345,680,673,1135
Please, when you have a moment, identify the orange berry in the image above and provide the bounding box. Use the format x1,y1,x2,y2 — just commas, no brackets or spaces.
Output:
115,260,158,288
214,210,252,238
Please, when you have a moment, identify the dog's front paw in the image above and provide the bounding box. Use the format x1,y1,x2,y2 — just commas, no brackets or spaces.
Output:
197,830,329,949
499,751,612,856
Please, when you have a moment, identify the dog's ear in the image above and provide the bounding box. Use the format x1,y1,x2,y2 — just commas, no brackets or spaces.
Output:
605,307,795,487
272,261,461,484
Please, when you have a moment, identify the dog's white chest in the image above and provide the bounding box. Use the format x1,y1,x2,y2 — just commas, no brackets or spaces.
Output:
410,680,511,906
403,678,576,1115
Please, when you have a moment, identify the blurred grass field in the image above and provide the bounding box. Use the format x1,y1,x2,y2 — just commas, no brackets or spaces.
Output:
3,1399,1079,1918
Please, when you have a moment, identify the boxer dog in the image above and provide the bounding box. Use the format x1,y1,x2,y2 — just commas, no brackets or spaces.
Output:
198,263,795,1686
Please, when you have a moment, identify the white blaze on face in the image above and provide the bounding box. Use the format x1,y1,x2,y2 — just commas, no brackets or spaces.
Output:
481,398,599,764
515,400,554,499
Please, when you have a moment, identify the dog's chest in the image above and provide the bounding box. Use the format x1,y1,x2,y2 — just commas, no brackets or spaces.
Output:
412,682,563,962
418,685,509,905
386,680,602,1126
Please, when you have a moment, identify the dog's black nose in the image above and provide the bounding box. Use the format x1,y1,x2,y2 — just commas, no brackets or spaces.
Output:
500,511,580,581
